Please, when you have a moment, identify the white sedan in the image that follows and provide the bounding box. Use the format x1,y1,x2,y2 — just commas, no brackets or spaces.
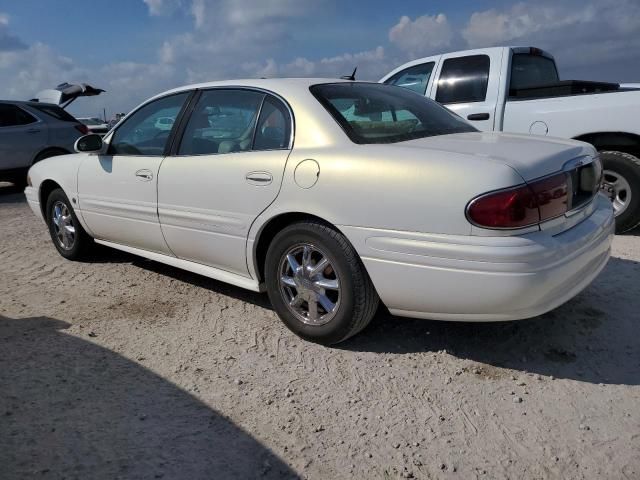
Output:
25,79,614,344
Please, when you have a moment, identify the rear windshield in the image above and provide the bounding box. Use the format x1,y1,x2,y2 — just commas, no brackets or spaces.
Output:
310,83,476,144
29,104,79,123
510,54,559,90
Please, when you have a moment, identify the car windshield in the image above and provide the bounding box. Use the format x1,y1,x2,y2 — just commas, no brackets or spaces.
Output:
310,82,476,144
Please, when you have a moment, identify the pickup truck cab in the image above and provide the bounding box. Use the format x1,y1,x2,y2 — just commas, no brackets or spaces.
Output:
381,46,640,232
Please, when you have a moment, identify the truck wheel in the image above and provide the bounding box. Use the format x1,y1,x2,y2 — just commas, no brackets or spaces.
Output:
599,151,640,233
264,220,379,345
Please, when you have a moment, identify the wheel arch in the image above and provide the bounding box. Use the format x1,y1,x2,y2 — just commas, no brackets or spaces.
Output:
31,147,70,165
573,132,640,157
251,211,347,283
38,179,63,219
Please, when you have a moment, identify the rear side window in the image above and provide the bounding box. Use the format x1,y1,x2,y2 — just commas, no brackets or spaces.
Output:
436,55,490,104
0,103,38,127
109,92,189,156
253,96,291,151
29,104,78,123
384,62,435,95
177,89,264,156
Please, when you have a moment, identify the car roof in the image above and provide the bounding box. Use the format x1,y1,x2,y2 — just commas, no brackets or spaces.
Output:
149,78,355,103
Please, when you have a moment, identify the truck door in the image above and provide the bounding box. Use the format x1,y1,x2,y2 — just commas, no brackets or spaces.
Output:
429,50,504,131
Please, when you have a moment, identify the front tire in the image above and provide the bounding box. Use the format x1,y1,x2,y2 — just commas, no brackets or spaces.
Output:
45,188,92,260
600,151,640,233
265,221,379,345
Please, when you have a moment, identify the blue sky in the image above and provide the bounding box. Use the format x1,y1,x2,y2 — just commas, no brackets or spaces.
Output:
1,0,639,118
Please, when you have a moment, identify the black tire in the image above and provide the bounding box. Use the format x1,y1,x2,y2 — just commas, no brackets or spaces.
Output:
45,188,92,260
600,151,640,233
264,221,379,345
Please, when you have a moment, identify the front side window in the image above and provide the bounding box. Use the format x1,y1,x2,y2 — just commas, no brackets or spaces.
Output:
178,89,264,156
383,62,435,95
0,103,38,127
311,83,476,145
435,55,490,104
109,92,189,156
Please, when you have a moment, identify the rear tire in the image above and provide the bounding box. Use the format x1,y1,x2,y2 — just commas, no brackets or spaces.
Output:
600,151,640,233
45,188,92,260
265,221,379,345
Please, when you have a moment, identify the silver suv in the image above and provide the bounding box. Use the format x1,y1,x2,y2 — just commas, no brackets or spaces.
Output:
0,101,88,185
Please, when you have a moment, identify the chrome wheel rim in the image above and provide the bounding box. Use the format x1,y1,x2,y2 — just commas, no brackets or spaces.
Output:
52,200,76,250
278,243,341,326
602,170,632,217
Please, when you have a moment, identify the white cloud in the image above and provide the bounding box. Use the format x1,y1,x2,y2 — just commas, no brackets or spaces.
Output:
461,0,640,74
388,14,453,56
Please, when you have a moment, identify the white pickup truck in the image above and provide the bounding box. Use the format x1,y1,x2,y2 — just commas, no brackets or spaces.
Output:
381,46,640,233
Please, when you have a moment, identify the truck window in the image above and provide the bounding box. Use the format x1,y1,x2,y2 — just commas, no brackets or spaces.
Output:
435,55,490,104
383,62,435,95
509,53,559,91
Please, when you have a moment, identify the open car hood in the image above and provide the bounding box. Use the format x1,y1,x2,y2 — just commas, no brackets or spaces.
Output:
32,82,105,108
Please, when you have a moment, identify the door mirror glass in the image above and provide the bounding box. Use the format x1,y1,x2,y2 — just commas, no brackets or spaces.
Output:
75,134,104,153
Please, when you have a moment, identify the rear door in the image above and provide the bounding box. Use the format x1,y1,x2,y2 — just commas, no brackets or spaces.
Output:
0,103,47,170
77,92,191,254
158,88,292,276
430,50,503,131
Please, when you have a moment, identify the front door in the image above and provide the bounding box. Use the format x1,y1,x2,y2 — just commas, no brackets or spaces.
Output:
77,92,191,254
158,88,292,276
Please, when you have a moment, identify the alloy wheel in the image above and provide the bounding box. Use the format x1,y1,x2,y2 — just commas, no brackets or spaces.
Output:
278,243,341,326
51,201,76,250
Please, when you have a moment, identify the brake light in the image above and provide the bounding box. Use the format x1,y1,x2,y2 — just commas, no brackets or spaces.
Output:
467,173,570,229
75,124,89,135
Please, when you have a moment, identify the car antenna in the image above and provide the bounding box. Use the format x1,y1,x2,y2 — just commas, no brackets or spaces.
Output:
341,67,357,81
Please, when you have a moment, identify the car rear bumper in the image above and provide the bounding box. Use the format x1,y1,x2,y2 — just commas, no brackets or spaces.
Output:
341,194,615,321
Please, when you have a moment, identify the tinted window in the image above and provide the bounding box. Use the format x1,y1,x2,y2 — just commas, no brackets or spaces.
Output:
311,83,476,145
510,54,559,91
253,96,291,151
384,62,435,95
30,104,78,123
109,93,189,156
0,103,38,127
436,55,490,104
178,89,264,156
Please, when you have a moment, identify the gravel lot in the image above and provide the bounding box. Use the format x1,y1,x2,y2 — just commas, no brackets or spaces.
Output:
1,182,639,480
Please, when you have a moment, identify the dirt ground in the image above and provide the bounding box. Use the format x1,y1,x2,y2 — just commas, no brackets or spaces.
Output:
1,182,639,480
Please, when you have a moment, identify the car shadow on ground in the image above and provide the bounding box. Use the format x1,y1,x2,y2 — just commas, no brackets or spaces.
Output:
341,256,640,386
133,254,640,387
0,183,25,204
0,315,298,480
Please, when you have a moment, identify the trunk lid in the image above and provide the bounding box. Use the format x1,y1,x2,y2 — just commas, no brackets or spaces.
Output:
398,131,594,182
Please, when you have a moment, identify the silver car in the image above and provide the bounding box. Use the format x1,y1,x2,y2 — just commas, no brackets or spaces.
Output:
0,101,88,185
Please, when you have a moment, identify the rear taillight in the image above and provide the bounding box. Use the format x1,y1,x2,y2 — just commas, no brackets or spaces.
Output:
75,124,89,135
467,173,570,229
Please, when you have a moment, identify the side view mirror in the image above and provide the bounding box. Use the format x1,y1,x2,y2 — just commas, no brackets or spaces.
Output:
74,134,104,153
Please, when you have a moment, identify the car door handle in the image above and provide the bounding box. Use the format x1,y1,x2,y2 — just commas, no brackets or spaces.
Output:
467,113,490,121
26,129,41,134
135,169,153,181
245,172,273,185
